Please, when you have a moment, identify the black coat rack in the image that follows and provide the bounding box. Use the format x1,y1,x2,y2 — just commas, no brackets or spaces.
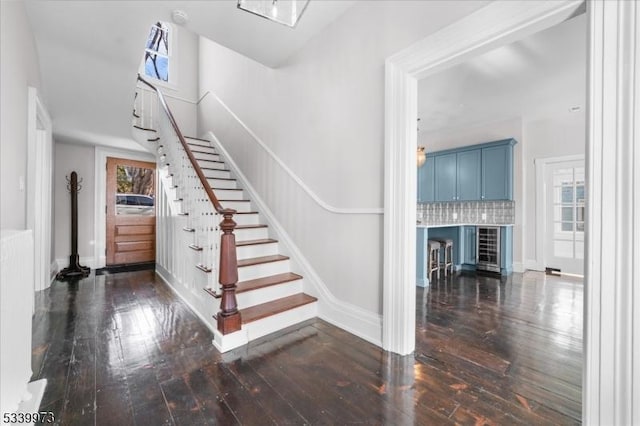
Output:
57,171,90,280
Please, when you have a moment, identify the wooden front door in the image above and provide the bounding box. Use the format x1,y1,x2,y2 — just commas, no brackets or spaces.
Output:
106,157,156,265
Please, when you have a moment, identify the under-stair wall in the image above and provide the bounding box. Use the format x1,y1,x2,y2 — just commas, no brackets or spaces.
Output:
198,94,384,347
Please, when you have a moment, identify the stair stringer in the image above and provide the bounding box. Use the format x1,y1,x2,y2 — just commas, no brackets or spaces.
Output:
205,131,383,347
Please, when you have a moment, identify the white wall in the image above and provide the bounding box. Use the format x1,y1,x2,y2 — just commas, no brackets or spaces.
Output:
523,109,586,266
0,1,42,230
197,1,488,316
53,142,95,265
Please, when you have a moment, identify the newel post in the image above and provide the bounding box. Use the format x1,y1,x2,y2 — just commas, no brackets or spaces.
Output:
217,209,241,334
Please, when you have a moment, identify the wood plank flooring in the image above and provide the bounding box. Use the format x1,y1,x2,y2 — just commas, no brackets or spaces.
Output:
31,270,582,425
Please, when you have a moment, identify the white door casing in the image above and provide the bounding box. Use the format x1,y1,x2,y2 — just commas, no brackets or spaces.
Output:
535,155,585,275
383,0,584,355
384,0,639,423
26,86,53,296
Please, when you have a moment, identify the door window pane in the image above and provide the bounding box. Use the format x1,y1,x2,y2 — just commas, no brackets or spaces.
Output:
115,165,155,215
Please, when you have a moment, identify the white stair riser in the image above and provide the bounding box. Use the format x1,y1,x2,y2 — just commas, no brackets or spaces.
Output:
186,140,213,147
203,169,232,179
197,160,227,171
220,200,252,212
235,227,269,241
233,213,261,226
213,189,245,200
193,153,221,162
238,260,290,281
236,242,279,259
244,302,317,342
207,179,237,189
237,279,303,309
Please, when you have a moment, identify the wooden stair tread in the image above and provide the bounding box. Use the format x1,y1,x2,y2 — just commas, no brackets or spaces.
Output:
235,211,259,215
241,293,317,324
185,136,211,143
212,188,242,191
238,254,288,267
133,125,156,132
220,199,249,202
236,238,277,247
187,142,212,149
191,149,217,154
196,157,224,164
236,272,303,294
236,224,267,229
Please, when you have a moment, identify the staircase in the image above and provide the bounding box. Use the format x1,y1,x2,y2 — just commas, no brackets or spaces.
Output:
135,77,317,352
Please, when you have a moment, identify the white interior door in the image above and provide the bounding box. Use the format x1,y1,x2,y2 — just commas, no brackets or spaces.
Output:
544,159,585,275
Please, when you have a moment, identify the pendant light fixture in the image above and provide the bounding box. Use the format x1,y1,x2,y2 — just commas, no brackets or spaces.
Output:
237,0,311,28
417,118,426,168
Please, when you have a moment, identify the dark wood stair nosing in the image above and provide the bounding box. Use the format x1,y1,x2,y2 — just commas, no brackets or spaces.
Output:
207,177,236,181
201,167,228,171
240,293,317,324
185,136,211,143
195,159,225,164
133,125,156,132
235,224,268,229
196,264,212,273
203,287,221,299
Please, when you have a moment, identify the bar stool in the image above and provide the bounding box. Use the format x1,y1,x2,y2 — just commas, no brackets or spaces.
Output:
434,238,454,277
427,240,441,282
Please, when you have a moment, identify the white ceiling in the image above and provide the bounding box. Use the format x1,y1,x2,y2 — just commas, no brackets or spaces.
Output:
23,0,355,146
418,13,586,135
26,1,356,68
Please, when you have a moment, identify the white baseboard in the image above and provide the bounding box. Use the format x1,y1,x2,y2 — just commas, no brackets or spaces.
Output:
416,278,427,288
207,131,383,348
524,259,543,271
15,379,47,420
512,262,525,273
155,264,228,345
49,260,58,285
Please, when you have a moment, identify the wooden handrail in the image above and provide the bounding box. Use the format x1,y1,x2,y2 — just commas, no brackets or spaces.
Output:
137,75,241,335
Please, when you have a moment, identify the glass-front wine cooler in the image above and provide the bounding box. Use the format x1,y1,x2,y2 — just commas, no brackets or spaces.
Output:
476,226,501,273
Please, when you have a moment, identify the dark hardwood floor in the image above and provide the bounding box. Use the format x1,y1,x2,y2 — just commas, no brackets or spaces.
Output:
31,270,582,425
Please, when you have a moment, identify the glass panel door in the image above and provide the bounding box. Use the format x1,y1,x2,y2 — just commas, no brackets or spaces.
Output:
545,160,585,275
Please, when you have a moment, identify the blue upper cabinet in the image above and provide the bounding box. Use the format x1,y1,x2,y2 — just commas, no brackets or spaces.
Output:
418,156,435,202
481,143,514,200
456,149,482,201
435,153,457,201
421,139,516,202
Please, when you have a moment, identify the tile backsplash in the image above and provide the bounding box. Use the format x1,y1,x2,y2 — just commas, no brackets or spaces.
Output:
417,200,515,226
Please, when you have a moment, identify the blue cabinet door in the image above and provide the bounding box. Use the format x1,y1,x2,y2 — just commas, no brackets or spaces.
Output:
482,144,513,200
463,226,476,265
417,156,435,202
435,153,457,201
457,149,481,201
